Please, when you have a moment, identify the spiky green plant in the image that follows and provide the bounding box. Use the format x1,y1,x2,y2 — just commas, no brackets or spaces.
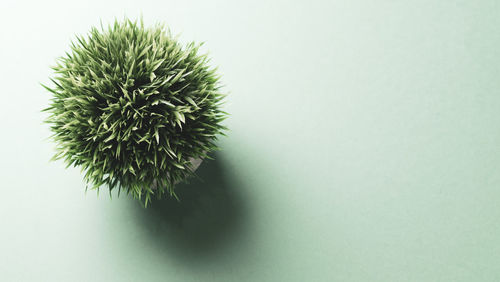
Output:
43,19,227,205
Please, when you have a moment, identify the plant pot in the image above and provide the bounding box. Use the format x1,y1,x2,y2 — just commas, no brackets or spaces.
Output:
151,157,203,190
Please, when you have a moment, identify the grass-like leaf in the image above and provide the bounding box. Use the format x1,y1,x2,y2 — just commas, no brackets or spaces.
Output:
43,18,227,206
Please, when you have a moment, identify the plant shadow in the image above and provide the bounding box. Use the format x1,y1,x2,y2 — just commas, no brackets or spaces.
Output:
131,155,246,258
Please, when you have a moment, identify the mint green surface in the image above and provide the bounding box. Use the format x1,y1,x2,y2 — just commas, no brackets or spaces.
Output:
1,1,500,281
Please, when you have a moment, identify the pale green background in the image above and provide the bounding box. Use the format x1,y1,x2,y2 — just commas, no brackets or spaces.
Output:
1,0,500,281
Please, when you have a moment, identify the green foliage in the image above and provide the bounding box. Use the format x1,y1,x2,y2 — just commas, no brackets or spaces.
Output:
43,18,227,205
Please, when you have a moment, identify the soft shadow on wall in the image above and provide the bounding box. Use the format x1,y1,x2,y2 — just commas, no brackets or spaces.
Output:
131,154,247,259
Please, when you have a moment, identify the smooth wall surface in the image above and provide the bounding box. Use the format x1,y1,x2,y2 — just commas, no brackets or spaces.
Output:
1,1,500,281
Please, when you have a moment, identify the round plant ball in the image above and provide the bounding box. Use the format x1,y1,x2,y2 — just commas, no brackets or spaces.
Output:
43,19,227,205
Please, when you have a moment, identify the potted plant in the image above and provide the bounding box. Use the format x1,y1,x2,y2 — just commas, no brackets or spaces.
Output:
43,18,227,206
